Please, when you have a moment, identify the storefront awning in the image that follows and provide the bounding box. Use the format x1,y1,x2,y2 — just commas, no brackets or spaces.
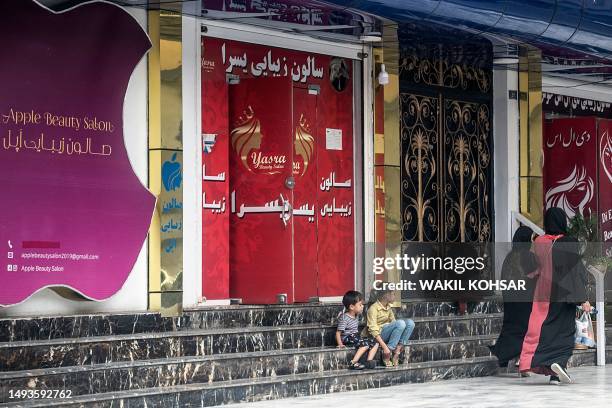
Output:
324,0,612,61
38,1,612,58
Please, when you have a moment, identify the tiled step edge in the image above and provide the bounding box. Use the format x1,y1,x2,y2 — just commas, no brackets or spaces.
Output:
0,316,504,371
5,356,500,407
0,314,504,349
0,299,504,342
0,334,498,379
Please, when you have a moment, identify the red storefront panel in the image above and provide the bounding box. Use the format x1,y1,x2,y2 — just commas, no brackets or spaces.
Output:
543,118,598,219
598,120,612,255
201,37,355,303
315,67,354,297
201,46,230,300
293,86,319,302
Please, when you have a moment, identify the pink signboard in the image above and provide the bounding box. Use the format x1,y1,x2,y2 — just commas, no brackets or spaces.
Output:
0,0,155,305
543,118,598,219
598,120,612,256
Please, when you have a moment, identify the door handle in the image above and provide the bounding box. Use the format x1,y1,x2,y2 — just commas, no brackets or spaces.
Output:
279,193,292,227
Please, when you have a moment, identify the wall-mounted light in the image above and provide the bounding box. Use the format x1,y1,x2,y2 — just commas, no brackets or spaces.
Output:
378,63,389,86
493,57,519,65
360,32,382,43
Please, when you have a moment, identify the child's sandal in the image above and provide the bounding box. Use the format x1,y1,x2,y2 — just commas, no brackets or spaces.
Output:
349,362,365,370
382,359,394,368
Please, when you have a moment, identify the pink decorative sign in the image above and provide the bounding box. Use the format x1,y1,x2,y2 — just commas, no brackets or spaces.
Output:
0,0,155,305
598,120,612,255
543,118,598,219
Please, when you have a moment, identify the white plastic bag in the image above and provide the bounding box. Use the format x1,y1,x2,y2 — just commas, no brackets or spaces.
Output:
575,311,596,348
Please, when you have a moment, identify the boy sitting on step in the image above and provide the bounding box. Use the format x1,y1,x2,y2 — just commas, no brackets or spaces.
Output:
336,290,379,370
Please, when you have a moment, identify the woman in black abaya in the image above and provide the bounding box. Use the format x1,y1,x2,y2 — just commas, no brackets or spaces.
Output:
490,226,538,368
518,207,591,384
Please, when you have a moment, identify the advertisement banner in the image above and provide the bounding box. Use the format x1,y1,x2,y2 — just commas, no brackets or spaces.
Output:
598,120,612,255
160,151,183,291
543,118,598,219
0,0,155,305
202,0,358,27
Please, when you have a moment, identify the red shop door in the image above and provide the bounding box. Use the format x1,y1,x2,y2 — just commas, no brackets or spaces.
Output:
228,78,322,304
292,85,319,302
228,77,295,304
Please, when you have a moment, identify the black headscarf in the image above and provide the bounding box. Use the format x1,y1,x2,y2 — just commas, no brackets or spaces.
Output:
544,207,568,235
509,226,538,274
512,226,534,247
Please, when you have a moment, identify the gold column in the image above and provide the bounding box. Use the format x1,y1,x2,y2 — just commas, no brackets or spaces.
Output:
518,45,543,227
148,11,183,316
374,24,402,306
383,24,402,246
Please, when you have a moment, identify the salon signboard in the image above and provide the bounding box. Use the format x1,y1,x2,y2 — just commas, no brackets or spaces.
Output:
0,0,155,305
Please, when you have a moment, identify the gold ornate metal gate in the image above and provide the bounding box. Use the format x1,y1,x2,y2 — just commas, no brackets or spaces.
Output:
399,37,494,244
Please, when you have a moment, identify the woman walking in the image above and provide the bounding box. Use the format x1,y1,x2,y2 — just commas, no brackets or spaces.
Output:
490,226,538,368
518,207,591,384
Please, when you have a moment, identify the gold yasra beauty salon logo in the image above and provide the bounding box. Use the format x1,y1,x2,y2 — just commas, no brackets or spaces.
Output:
231,106,280,174
231,106,314,176
294,114,314,176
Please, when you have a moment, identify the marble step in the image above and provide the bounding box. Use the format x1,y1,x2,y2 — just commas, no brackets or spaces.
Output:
567,347,612,367
0,300,503,342
4,356,500,407
0,314,503,372
0,311,178,343
183,300,503,330
0,335,498,402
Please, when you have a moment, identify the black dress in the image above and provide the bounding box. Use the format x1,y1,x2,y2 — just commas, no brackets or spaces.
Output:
519,208,588,375
490,249,537,367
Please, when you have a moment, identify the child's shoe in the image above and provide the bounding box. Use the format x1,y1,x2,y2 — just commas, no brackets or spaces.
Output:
349,361,365,370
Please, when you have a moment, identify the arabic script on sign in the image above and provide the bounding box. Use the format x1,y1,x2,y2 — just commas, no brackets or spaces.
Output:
222,43,324,83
